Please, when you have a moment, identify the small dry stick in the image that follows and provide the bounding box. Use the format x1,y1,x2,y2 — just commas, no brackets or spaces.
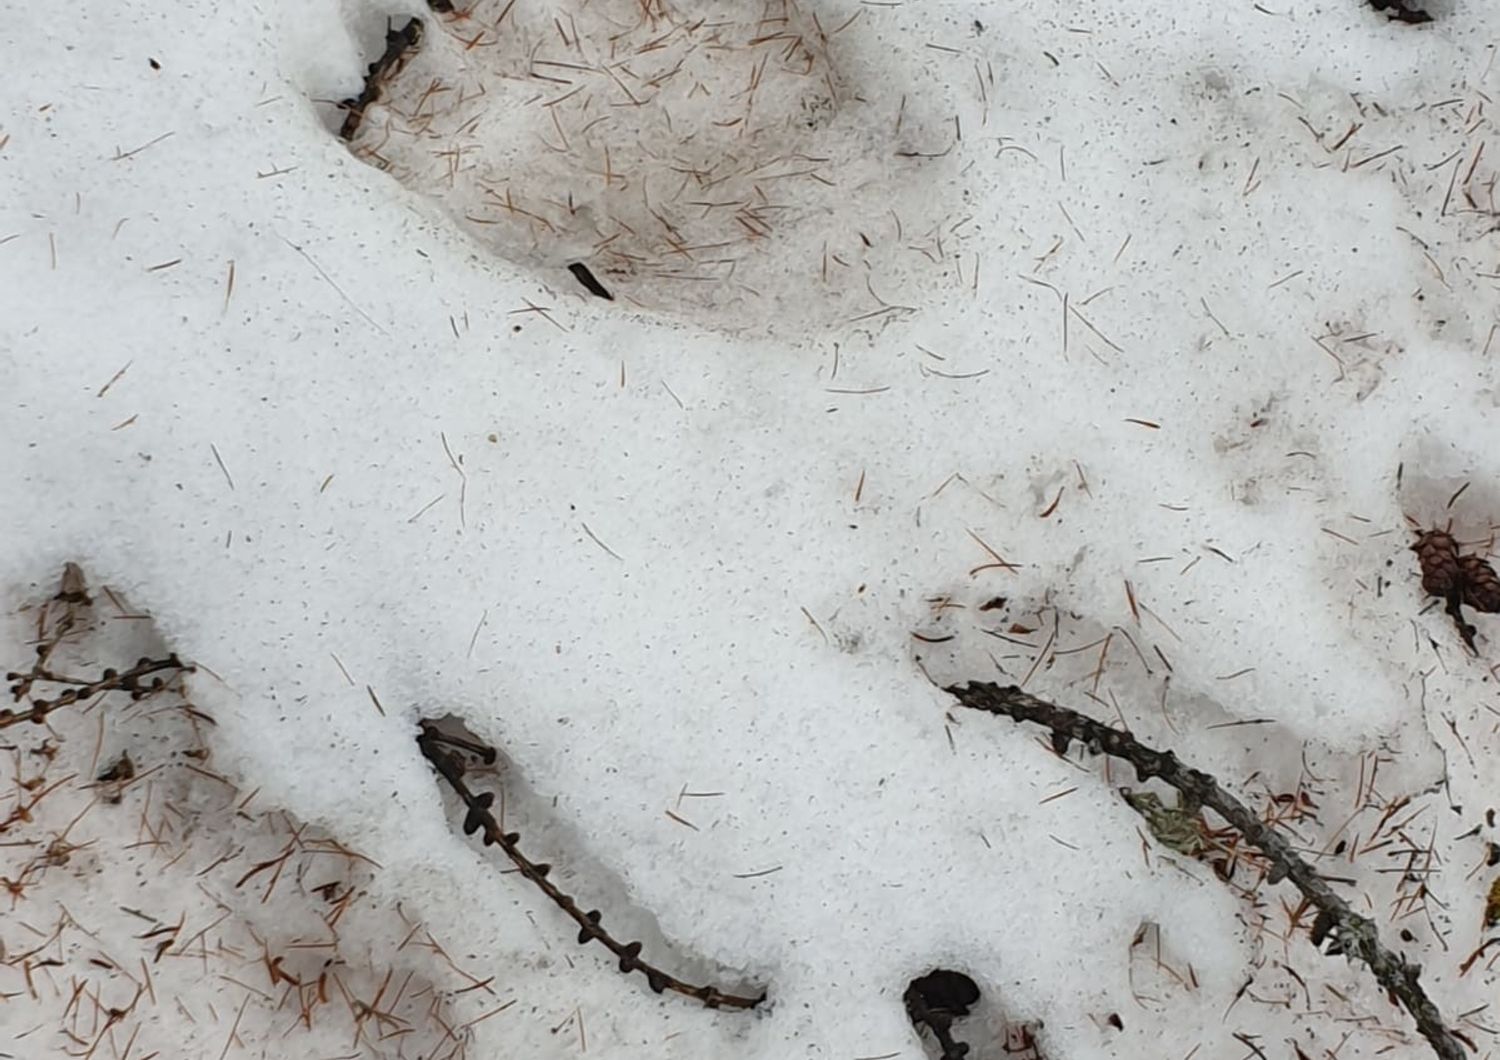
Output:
339,18,425,141
416,721,765,1010
8,564,92,704
944,681,1465,1060
5,655,191,729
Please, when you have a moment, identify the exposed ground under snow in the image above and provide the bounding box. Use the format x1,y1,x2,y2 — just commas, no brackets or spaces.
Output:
4,0,1500,1058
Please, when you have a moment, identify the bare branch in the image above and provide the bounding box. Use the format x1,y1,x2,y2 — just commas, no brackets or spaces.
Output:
945,681,1465,1060
416,721,766,1010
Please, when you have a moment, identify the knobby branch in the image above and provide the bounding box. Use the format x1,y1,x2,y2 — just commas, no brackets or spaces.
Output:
945,681,1466,1060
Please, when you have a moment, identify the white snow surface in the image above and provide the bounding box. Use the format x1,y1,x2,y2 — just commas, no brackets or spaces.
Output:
4,0,1500,1057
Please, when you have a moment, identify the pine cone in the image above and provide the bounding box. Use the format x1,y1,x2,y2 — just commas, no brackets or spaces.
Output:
1461,554,1500,613
1412,529,1462,596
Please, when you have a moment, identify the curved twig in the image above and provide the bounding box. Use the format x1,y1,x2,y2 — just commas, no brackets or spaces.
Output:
338,18,424,141
945,681,1465,1060
416,722,765,1010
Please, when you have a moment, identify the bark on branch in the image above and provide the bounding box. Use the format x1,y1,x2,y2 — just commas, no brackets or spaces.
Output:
416,721,765,1010
944,681,1465,1060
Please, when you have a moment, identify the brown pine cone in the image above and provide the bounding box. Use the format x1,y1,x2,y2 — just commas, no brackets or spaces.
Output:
1460,553,1500,613
1412,529,1462,596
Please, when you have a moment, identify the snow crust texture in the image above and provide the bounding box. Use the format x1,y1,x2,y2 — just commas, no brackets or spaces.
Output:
4,0,1500,1057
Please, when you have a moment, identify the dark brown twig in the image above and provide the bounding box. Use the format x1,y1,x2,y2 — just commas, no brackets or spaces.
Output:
1443,591,1478,655
944,681,1465,1060
5,656,191,729
8,563,92,704
415,721,765,1010
339,18,424,141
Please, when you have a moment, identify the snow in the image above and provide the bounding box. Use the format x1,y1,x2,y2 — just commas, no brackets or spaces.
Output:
3,0,1500,1057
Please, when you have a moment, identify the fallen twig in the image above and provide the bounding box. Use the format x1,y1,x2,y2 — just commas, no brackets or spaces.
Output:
944,681,1465,1060
4,655,191,729
339,18,425,141
416,720,765,1009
